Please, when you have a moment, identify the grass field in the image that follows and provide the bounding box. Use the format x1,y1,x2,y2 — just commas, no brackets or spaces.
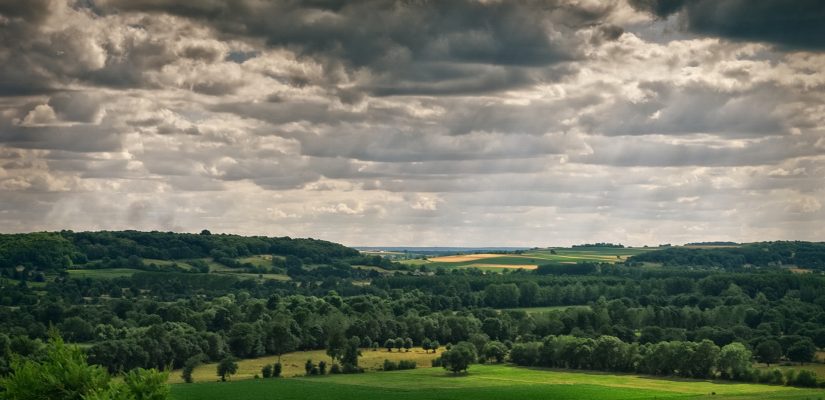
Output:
168,347,442,384
170,364,824,400
67,268,145,279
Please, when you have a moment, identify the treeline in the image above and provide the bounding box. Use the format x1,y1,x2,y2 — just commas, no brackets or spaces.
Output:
572,243,624,248
0,230,360,271
629,241,825,270
509,336,820,387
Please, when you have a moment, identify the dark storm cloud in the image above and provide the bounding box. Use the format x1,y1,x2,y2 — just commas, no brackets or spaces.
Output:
629,0,825,51
97,0,620,94
0,0,52,22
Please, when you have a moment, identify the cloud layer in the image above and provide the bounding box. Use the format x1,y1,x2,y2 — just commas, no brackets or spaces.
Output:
0,0,823,246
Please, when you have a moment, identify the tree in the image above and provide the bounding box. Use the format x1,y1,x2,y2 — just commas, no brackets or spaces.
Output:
181,355,202,383
384,338,395,352
509,342,541,366
440,341,477,374
519,281,539,307
786,338,816,365
341,336,361,370
227,322,264,359
305,359,314,376
265,318,298,363
217,357,238,382
324,313,349,363
718,343,752,380
482,341,508,364
688,340,720,379
430,340,440,354
422,338,431,353
403,337,413,352
755,340,782,367
261,364,273,378
394,337,404,352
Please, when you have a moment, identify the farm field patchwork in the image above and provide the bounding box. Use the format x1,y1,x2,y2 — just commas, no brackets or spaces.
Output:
170,364,822,400
408,247,656,271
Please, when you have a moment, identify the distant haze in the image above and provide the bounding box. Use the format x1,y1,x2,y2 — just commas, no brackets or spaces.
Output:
0,1,823,247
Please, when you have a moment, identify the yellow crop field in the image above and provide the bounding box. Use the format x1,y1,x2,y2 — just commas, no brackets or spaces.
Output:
169,347,443,384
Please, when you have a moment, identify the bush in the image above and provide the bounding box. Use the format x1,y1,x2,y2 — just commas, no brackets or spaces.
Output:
319,361,327,375
791,370,818,387
273,362,282,377
758,368,784,385
330,363,342,374
342,363,363,374
398,360,417,370
262,364,273,378
383,359,397,371
384,359,416,371
122,368,170,400
431,357,443,367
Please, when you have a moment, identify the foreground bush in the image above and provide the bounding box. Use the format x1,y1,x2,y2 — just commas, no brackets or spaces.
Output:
0,334,169,400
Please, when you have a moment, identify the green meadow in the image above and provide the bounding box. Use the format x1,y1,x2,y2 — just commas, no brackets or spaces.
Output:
170,364,823,400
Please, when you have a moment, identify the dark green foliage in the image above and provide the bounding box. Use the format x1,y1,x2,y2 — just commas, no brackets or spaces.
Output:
484,283,520,307
0,230,359,273
0,232,80,270
629,241,825,270
755,340,782,366
441,341,477,374
4,232,825,392
482,341,508,363
181,355,202,383
535,262,598,275
382,359,417,371
786,338,816,365
341,336,361,371
217,357,238,382
790,370,818,387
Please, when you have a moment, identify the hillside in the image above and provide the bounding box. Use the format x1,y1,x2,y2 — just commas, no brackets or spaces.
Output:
628,241,825,270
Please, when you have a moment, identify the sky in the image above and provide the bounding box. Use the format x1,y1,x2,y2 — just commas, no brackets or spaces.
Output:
0,0,824,247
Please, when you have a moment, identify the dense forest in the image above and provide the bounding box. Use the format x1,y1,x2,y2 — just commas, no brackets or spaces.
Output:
1,232,824,395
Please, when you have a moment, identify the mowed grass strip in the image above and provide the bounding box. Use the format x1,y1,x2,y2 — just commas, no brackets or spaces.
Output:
168,347,441,384
67,268,144,279
170,364,822,400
